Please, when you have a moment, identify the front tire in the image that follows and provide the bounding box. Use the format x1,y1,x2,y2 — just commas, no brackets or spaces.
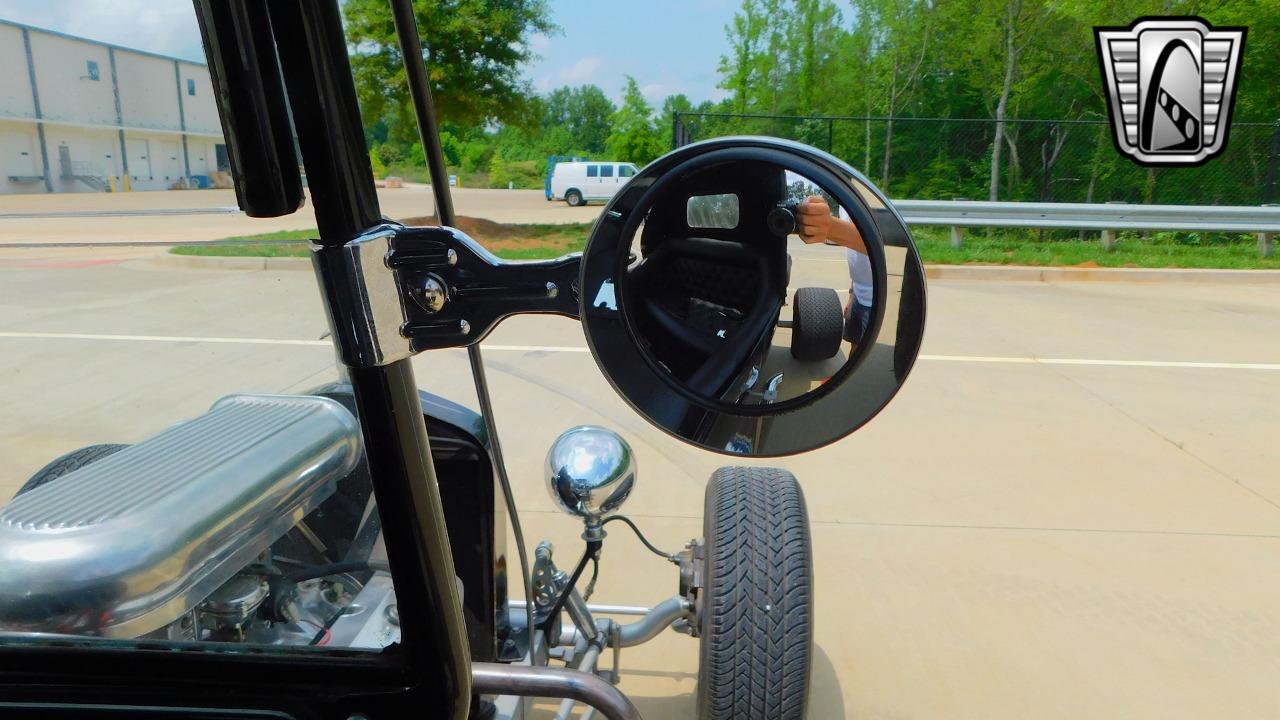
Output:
697,467,813,720
17,443,128,496
565,189,584,207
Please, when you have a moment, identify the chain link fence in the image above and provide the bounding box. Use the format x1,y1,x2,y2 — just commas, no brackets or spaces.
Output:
673,113,1280,206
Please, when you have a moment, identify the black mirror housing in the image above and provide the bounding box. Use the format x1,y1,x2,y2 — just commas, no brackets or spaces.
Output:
194,0,303,218
580,137,928,457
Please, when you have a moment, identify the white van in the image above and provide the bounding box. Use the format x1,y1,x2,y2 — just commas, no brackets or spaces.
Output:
550,161,640,206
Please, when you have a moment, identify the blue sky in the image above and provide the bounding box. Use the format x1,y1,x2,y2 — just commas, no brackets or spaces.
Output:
525,0,735,104
0,0,736,105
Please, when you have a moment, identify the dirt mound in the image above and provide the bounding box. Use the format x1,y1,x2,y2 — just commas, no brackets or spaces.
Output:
399,215,526,240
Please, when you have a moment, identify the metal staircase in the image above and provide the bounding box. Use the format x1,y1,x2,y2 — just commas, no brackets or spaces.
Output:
60,156,109,192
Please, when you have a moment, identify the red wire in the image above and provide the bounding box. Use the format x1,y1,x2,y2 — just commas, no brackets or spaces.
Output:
299,619,331,646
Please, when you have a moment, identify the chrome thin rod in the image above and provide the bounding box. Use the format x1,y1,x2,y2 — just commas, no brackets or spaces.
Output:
470,345,535,657
471,662,642,720
389,0,534,659
389,0,454,225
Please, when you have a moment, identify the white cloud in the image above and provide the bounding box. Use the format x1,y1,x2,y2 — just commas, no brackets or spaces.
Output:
556,56,603,85
640,83,669,102
0,0,203,60
527,32,551,53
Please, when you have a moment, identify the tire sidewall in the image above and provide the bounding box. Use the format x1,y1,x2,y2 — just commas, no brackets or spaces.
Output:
696,474,721,717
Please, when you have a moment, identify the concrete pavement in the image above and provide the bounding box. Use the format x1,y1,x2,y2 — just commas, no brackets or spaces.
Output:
0,248,1278,718
0,186,601,244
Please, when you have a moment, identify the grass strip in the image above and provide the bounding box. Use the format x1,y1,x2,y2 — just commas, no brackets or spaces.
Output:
174,225,1280,269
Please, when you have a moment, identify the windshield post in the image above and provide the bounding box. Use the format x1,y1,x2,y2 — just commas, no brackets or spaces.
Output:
263,1,472,717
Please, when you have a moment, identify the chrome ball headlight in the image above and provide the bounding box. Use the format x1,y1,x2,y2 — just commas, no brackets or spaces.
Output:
544,426,636,526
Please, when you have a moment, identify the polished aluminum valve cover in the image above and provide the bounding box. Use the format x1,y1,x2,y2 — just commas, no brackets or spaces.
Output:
0,394,362,638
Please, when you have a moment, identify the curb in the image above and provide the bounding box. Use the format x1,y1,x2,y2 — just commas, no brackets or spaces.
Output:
924,264,1280,284
153,252,311,272
152,252,1280,284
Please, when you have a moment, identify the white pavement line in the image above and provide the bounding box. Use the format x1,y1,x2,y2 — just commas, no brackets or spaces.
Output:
0,331,330,346
482,344,591,353
0,332,1273,369
0,332,593,354
918,354,1280,371
0,207,242,219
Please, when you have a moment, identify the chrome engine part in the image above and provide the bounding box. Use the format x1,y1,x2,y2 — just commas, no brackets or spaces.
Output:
0,394,362,638
149,568,400,649
324,572,400,648
197,573,271,641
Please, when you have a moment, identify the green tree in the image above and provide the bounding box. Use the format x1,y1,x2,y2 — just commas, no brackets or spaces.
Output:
438,129,463,166
461,141,491,173
343,0,556,146
488,150,510,188
368,148,387,178
543,85,616,154
662,93,695,122
606,77,666,164
785,0,843,111
719,0,764,113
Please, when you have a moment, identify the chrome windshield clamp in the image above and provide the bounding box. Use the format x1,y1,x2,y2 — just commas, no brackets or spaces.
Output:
313,223,582,368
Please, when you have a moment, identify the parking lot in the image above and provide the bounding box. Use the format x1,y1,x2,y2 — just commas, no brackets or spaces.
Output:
2,194,1280,718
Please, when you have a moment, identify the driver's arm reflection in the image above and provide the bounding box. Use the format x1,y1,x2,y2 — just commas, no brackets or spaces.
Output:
795,196,873,343
796,195,866,252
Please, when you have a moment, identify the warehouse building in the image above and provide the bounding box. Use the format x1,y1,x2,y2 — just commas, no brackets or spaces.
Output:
0,19,225,194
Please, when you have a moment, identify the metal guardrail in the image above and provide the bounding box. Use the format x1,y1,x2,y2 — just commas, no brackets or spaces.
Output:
891,200,1280,256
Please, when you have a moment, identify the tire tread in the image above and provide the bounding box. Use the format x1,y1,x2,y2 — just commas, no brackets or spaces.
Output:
17,444,128,496
698,466,812,720
791,286,843,361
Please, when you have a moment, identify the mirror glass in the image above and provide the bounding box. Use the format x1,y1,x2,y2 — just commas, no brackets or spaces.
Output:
581,138,926,456
626,169,875,407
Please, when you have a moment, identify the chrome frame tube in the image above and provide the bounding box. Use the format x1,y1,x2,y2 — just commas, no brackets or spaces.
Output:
472,662,642,720
511,601,654,617
554,642,604,720
615,597,693,648
539,597,692,651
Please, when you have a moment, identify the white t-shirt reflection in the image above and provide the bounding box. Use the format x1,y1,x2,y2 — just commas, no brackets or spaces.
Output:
838,206,873,307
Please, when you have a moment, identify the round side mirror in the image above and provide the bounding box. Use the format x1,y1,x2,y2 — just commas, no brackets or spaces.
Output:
580,137,927,456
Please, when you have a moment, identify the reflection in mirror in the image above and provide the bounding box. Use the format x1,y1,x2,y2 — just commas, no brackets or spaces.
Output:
687,193,740,229
580,138,927,456
624,166,875,407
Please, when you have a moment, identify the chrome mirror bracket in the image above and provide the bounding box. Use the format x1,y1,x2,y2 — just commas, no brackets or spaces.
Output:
313,223,582,368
